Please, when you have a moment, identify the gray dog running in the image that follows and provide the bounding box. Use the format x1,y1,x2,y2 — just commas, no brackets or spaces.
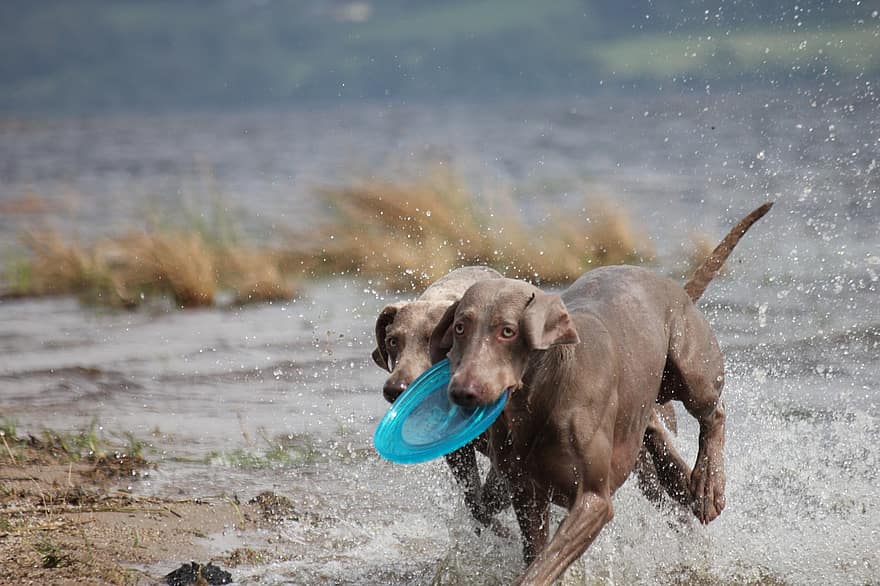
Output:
429,203,772,585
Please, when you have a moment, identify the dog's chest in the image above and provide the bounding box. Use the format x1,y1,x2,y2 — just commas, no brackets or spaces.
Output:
489,407,582,500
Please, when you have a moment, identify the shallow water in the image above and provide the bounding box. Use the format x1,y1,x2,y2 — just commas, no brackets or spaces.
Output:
1,89,878,584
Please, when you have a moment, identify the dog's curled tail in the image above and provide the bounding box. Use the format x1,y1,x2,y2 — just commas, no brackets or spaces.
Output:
683,202,773,302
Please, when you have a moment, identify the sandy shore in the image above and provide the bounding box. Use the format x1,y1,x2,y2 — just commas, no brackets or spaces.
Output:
0,435,298,585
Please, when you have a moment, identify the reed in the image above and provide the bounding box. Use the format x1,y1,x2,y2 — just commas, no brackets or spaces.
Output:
686,231,720,275
308,170,502,290
13,229,294,308
304,168,653,290
20,230,125,306
6,168,655,306
114,231,216,307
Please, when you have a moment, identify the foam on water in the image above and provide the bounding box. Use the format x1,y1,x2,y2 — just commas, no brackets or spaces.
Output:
150,368,878,585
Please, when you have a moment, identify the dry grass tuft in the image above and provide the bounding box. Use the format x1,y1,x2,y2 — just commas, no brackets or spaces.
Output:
685,231,722,276
536,199,655,281
219,248,294,304
21,231,125,305
12,229,294,308
580,200,654,264
307,170,508,289
5,167,654,306
114,231,216,307
301,168,653,290
664,230,726,283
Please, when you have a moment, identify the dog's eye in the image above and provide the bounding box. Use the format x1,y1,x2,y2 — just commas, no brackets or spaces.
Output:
454,323,465,335
500,326,517,339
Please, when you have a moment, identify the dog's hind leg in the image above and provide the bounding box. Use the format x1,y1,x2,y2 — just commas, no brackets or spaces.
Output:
633,401,693,508
642,408,693,508
664,304,727,524
633,444,663,503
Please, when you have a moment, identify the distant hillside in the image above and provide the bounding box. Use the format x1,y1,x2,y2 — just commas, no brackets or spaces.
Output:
0,0,876,113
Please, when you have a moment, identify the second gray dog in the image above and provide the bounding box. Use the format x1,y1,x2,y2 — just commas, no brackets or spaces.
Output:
372,266,507,523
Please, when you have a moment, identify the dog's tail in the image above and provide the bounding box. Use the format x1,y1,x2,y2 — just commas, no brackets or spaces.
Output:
683,202,773,302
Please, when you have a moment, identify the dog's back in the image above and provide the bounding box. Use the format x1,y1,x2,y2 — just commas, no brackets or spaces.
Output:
420,266,502,303
563,264,685,318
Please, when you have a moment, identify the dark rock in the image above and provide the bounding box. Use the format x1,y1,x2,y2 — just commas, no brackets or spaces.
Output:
165,561,233,585
248,490,297,522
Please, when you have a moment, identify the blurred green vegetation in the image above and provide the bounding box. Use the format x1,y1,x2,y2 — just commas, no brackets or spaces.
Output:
0,1,876,113
590,27,880,79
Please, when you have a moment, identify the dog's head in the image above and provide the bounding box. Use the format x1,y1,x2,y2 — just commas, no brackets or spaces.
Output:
372,301,452,403
429,279,580,408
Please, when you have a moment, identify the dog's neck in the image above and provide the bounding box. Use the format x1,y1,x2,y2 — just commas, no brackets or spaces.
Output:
507,345,578,419
492,345,578,471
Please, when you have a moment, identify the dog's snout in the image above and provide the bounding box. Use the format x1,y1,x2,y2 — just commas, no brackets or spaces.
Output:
383,381,407,403
449,381,480,409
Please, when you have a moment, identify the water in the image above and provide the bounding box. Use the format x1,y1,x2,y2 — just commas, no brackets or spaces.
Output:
1,89,878,584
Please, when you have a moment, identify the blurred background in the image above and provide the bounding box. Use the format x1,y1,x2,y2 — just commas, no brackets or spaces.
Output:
1,1,876,111
1,0,877,302
0,2,878,585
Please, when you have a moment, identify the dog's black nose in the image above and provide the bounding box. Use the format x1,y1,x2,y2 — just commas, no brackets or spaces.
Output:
383,381,407,403
449,384,480,409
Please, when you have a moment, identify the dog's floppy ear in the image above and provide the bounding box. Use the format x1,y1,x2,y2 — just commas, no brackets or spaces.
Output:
429,300,459,364
522,291,580,350
372,304,401,371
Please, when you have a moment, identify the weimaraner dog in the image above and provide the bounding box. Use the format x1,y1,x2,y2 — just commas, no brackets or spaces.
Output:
429,204,772,585
372,266,509,524
374,268,688,526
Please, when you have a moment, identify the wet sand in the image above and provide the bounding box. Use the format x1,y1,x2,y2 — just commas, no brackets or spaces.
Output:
0,435,287,584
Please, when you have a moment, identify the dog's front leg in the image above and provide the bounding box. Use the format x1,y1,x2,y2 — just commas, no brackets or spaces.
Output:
478,466,511,523
514,490,613,586
444,444,484,522
511,481,551,566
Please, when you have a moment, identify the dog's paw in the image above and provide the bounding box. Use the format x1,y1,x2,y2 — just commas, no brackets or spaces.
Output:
690,456,725,524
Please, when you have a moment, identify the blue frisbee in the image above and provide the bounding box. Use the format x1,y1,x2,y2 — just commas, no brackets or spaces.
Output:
373,359,508,464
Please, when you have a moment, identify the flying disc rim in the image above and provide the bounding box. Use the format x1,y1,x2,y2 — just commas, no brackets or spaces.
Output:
373,359,507,464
